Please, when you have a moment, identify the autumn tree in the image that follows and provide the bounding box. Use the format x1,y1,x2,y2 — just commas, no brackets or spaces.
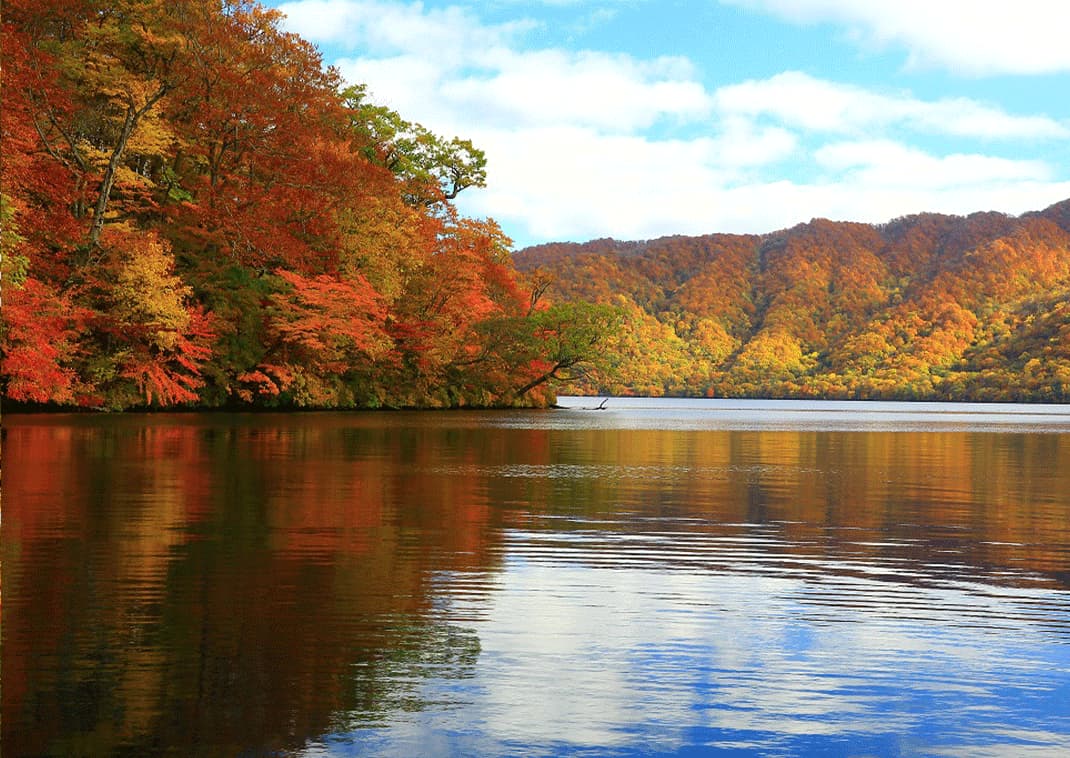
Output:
341,84,487,206
476,301,622,402
514,205,1070,402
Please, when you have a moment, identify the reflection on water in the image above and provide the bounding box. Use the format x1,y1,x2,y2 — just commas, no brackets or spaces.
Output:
4,403,1070,757
553,395,1070,428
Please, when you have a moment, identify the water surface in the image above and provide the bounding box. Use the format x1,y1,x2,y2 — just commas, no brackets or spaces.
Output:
4,399,1070,756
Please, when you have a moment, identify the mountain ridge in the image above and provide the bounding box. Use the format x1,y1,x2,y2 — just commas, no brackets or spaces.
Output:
513,199,1070,401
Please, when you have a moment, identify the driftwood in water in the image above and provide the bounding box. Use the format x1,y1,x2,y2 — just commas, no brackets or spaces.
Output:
553,397,609,410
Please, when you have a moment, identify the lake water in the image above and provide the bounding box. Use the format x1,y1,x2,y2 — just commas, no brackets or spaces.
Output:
5,398,1070,757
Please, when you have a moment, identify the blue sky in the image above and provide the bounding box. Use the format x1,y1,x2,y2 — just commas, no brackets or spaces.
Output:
270,0,1070,248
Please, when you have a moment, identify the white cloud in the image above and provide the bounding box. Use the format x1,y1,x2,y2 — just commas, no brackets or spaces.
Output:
815,140,1052,189
276,0,1070,246
458,128,1070,244
333,54,446,117
707,178,1070,236
720,0,1070,75
276,0,531,64
331,50,710,135
440,50,711,131
457,124,798,241
716,72,1070,139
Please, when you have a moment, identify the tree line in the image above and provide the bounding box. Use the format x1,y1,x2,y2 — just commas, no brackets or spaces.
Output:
1,0,616,410
516,204,1070,402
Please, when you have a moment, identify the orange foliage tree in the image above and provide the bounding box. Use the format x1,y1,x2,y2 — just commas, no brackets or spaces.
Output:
2,0,610,409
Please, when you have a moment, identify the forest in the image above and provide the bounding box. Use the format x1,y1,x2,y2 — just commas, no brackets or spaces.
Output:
516,202,1070,402
4,1,1070,409
1,0,615,410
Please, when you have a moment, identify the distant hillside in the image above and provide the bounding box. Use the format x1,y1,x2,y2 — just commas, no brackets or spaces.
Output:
513,199,1070,401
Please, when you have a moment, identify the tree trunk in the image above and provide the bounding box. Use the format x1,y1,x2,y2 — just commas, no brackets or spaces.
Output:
87,86,170,248
513,361,567,399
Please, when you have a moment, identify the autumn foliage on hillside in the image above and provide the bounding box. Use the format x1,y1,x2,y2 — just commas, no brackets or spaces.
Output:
1,0,616,409
516,201,1070,401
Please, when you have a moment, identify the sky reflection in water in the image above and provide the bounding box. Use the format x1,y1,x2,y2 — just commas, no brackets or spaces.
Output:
303,401,1070,757
4,401,1070,757
309,527,1070,756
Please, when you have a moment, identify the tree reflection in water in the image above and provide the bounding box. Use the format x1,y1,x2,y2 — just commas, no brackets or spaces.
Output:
4,408,1070,756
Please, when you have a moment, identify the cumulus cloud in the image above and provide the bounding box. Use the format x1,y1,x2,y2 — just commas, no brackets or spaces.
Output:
439,50,712,131
275,0,1070,246
719,0,1070,75
282,0,709,132
332,55,711,137
458,127,1068,243
815,140,1052,188
276,0,532,64
716,72,1070,139
454,123,798,242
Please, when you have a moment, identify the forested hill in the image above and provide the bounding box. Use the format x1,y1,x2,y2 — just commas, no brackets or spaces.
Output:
8,2,1069,409
1,0,616,410
514,200,1070,401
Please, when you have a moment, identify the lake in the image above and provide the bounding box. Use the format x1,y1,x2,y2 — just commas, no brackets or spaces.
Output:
4,398,1070,757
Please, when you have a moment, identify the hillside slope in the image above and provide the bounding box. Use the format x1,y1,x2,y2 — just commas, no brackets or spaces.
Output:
514,200,1070,401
